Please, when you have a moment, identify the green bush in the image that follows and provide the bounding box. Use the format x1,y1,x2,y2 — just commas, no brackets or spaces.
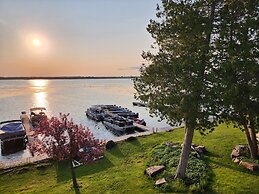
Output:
148,142,209,192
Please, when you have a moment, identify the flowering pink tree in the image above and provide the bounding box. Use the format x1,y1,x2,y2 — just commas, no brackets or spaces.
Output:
28,113,106,188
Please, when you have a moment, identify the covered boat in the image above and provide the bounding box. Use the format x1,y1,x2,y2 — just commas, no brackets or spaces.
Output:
85,106,104,121
30,107,47,128
102,116,135,136
0,120,27,155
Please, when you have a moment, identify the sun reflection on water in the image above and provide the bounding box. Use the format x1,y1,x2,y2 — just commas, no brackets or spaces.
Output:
30,79,48,88
34,91,47,108
29,79,49,110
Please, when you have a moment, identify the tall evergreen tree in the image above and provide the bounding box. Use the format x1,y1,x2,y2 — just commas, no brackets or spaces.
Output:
216,0,259,159
134,0,219,178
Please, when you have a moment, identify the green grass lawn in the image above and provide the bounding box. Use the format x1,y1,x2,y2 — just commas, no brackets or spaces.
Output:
0,124,258,193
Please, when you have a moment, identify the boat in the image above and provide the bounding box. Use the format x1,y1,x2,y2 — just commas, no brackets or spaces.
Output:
30,107,47,128
102,116,135,136
0,120,27,155
85,105,138,121
107,108,139,118
99,105,139,118
132,102,147,107
85,106,104,121
133,118,146,126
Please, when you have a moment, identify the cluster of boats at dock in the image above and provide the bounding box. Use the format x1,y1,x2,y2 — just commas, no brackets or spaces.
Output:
86,105,146,136
0,104,147,156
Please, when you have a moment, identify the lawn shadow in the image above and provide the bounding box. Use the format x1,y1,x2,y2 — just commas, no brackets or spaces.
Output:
75,155,114,177
55,155,115,183
207,158,259,176
126,137,141,147
55,160,71,183
106,145,124,158
205,151,220,158
74,186,81,194
203,157,217,194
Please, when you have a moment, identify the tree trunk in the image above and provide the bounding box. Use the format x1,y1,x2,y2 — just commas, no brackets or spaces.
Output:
175,125,195,179
249,117,258,158
69,159,78,188
243,123,257,159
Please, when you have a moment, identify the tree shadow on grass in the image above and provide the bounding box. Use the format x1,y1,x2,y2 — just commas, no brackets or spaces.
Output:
55,156,115,183
203,157,217,194
55,160,71,183
74,186,81,194
206,157,259,176
106,145,124,158
205,151,220,158
126,138,141,147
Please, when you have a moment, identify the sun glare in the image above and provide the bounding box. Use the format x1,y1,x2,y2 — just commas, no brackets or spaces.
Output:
32,38,42,47
24,33,50,54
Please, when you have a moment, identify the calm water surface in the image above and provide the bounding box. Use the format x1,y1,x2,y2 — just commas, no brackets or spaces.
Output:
0,79,169,161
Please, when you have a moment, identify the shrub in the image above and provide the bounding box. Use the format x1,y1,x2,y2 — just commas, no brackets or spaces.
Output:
148,142,209,192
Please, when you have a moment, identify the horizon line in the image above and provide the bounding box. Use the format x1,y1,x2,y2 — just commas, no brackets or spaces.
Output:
0,76,139,80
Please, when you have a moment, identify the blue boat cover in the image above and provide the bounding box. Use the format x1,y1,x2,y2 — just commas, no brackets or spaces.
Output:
1,122,24,133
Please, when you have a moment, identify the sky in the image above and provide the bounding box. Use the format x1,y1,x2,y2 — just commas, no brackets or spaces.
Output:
0,0,159,77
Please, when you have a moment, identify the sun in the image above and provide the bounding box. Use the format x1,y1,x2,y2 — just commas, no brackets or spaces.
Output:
32,38,42,47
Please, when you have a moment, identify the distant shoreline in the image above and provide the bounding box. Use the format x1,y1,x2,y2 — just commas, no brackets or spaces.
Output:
0,76,138,80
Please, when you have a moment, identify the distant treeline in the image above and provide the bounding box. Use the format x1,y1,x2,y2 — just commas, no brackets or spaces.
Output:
0,76,139,80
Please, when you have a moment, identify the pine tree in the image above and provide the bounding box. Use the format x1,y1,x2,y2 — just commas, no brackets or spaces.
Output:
216,0,259,159
134,0,219,178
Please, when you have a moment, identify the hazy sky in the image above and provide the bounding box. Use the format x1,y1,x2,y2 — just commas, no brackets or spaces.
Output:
0,0,159,77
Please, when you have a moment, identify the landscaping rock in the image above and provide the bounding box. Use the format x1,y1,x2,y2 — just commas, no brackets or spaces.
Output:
231,145,249,159
145,165,165,177
192,143,198,147
239,161,259,171
231,149,240,158
194,146,206,156
190,144,206,156
165,142,179,149
155,178,166,186
232,158,241,164
165,141,174,147
106,140,116,150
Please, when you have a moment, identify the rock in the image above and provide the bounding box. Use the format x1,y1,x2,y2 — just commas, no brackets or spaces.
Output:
106,140,116,150
155,178,166,186
231,145,249,159
233,157,241,163
231,149,240,159
194,146,206,156
192,143,198,147
145,165,165,177
165,141,174,147
165,142,179,149
239,161,259,171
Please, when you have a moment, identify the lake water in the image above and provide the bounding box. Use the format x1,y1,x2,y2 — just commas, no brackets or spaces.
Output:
0,79,169,161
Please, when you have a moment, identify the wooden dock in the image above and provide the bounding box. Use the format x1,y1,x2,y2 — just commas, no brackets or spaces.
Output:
0,154,49,170
1,116,173,170
133,122,153,132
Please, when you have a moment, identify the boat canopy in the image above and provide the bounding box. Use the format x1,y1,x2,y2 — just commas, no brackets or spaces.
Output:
30,107,46,112
0,121,25,140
